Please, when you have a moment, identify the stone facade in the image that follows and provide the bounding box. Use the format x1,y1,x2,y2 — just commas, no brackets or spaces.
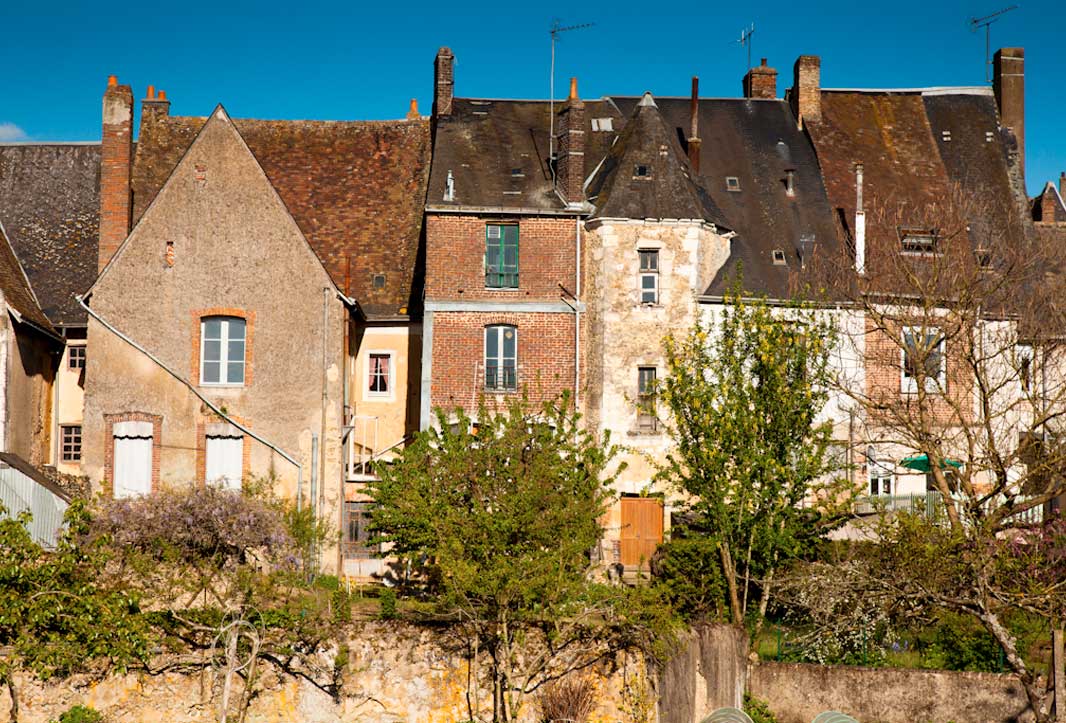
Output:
0,311,56,467
83,107,348,569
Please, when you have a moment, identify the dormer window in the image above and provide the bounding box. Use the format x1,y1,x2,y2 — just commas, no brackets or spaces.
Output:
591,117,614,132
900,229,937,255
726,176,741,192
634,165,650,178
772,249,787,266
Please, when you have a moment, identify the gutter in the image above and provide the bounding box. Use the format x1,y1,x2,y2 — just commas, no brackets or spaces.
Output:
426,203,588,217
76,295,304,491
6,306,63,345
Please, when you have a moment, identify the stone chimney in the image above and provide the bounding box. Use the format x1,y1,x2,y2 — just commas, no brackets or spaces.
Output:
994,48,1024,170
688,76,701,173
434,47,454,117
744,58,778,99
100,75,134,272
556,77,585,205
140,85,171,133
789,55,821,129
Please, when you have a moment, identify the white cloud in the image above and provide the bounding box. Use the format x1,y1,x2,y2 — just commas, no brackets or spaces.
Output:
0,123,29,142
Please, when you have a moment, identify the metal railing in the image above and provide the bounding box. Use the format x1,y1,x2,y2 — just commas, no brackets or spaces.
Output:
855,491,1045,525
346,415,379,480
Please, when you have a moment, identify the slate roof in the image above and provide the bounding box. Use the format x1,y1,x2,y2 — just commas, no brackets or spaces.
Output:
0,144,100,327
586,94,711,223
426,98,622,211
132,114,432,318
0,220,55,334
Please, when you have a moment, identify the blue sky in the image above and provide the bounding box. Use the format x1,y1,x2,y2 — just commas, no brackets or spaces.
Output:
0,0,1062,193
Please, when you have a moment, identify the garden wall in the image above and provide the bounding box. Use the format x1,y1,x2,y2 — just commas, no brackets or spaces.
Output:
749,660,1034,723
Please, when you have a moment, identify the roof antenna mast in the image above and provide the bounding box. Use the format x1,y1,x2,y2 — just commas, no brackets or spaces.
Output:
549,19,594,163
737,23,755,72
969,5,1018,83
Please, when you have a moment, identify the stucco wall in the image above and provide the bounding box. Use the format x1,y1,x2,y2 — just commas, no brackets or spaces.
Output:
53,341,85,474
83,109,346,566
3,316,56,467
749,661,1033,723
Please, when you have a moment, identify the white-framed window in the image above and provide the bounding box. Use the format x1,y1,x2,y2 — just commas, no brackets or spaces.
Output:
639,250,659,304
113,421,153,498
205,433,243,491
68,345,86,370
485,324,517,391
902,326,946,393
200,316,246,386
61,424,82,462
867,447,893,496
364,351,394,400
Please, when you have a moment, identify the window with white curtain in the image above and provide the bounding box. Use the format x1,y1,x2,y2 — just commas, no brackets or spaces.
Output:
365,351,393,399
113,420,153,498
205,434,243,491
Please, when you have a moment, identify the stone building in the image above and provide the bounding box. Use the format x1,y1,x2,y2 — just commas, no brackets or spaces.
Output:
82,78,430,576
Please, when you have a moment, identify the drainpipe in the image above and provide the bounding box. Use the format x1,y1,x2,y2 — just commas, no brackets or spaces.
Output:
77,296,303,496
854,163,866,275
575,216,582,411
319,287,330,573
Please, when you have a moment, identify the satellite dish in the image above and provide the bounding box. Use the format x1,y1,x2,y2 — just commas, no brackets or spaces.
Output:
812,712,860,723
700,708,755,723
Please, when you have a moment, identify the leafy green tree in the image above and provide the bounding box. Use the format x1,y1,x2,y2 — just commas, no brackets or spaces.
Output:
369,391,677,722
657,286,849,632
0,502,150,722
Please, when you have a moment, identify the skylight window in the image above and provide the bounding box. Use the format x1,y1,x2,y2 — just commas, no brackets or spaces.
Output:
726,176,741,192
772,249,787,266
634,165,650,178
900,229,938,255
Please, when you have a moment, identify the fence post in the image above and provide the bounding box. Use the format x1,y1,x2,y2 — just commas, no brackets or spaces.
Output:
1053,627,1065,722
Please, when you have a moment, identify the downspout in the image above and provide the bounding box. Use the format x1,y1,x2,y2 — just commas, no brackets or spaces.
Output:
319,287,330,573
340,259,351,576
76,296,303,493
575,215,581,411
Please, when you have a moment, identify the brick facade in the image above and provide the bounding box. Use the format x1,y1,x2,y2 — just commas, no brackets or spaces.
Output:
430,311,577,416
425,214,579,300
102,411,162,497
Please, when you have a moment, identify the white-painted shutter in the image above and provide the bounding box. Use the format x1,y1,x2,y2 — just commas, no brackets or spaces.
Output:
113,430,152,498
206,436,243,491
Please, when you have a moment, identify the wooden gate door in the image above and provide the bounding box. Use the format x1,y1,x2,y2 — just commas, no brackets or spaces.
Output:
620,496,664,569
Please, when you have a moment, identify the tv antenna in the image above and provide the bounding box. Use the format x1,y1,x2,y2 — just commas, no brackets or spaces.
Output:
969,5,1018,82
737,23,755,71
549,19,594,162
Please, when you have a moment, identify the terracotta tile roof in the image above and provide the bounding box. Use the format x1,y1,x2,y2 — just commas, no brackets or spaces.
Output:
132,114,432,318
0,144,100,326
0,221,55,334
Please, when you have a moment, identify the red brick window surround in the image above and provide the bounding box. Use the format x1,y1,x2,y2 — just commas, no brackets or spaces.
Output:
103,412,162,498
190,308,255,387
196,415,252,491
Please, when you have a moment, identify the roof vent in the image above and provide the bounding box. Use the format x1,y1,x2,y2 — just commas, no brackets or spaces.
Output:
373,274,386,289
784,168,796,197
772,249,787,265
726,176,741,192
444,170,455,202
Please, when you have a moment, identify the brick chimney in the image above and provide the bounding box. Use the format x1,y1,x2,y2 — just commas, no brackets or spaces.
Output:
1060,171,1065,198
434,47,454,117
687,76,701,174
744,58,778,99
556,77,585,205
789,55,821,129
100,75,134,272
1040,187,1058,222
994,48,1024,170
139,85,170,136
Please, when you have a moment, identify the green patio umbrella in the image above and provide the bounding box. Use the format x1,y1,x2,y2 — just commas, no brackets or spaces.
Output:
899,454,963,472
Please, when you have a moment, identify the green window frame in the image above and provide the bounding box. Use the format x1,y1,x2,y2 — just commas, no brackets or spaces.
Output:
486,224,519,289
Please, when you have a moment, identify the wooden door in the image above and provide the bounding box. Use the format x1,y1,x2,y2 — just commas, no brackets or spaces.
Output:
619,496,664,568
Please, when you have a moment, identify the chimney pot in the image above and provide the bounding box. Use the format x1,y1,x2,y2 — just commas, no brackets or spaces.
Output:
761,57,768,66
688,76,701,174
406,98,420,120
159,90,167,101
146,85,156,99
107,75,118,87
569,77,579,101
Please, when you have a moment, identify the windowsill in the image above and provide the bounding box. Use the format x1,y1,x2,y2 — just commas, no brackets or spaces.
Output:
484,388,519,395
484,287,522,292
364,393,395,402
627,429,663,437
637,303,663,309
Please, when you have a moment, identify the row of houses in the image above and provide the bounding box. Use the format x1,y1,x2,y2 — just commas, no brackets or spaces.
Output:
1,46,1063,572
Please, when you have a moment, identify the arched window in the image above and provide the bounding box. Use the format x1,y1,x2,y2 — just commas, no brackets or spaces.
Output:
484,324,517,391
200,316,246,386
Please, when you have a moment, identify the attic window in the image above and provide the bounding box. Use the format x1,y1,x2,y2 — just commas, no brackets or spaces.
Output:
373,274,386,289
976,248,992,270
634,165,650,178
591,118,614,132
726,176,741,192
900,229,938,255
772,249,787,266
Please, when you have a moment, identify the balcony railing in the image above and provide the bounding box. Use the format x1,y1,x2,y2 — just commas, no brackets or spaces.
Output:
855,491,1045,525
345,415,379,480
